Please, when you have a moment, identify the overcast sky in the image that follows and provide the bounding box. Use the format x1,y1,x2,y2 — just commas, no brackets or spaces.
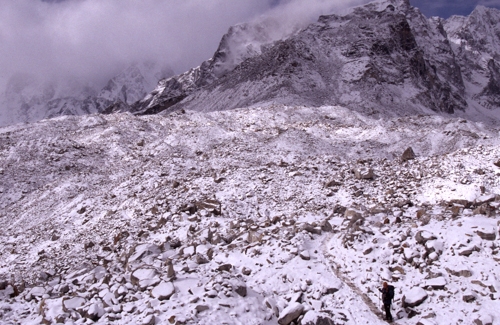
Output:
1,0,500,92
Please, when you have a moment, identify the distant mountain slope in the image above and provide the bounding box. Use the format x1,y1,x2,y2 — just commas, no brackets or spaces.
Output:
133,0,500,121
443,6,500,109
0,62,172,127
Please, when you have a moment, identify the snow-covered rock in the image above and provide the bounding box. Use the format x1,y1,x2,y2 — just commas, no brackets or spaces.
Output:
403,287,428,307
278,302,304,325
150,281,175,301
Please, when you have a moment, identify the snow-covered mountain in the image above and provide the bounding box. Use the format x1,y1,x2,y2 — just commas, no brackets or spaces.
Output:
0,62,172,127
133,0,500,123
2,1,500,324
443,6,500,110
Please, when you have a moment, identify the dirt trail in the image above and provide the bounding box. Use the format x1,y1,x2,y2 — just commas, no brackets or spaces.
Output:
320,233,392,323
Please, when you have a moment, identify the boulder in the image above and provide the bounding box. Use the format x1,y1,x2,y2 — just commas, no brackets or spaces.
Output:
325,179,342,187
320,220,333,232
324,278,342,294
476,227,496,241
131,268,158,286
86,302,105,321
195,199,221,215
416,319,437,325
425,240,443,255
131,268,160,289
151,281,175,301
234,283,247,297
415,231,437,244
354,167,374,180
218,264,232,272
458,245,480,256
28,287,45,300
463,291,477,303
246,231,263,244
278,302,304,325
424,277,447,290
446,264,472,277
301,310,336,325
403,287,427,307
402,147,416,161
302,224,322,235
195,305,210,313
195,253,209,264
475,194,496,205
129,244,161,263
142,315,156,325
474,314,493,325
300,250,311,260
63,297,86,311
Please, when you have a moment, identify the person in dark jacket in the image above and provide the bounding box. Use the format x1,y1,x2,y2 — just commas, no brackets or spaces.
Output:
379,282,394,322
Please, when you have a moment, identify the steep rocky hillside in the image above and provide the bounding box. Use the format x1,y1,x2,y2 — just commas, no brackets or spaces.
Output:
134,0,500,123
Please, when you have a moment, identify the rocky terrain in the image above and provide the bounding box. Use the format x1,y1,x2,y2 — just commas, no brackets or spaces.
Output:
1,104,500,324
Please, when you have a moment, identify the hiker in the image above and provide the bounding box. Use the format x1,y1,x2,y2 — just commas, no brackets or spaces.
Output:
379,282,394,322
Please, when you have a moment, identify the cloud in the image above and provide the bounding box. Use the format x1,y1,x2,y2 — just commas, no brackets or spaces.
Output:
0,0,372,92
1,0,498,95
1,0,497,97
0,0,272,89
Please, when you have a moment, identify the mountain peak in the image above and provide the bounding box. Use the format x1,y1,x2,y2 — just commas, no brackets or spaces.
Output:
134,0,481,117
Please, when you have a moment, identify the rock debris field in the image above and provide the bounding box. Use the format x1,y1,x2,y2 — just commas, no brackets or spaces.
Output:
1,104,500,325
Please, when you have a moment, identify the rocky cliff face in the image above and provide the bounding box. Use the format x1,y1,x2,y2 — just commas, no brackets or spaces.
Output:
444,6,500,110
134,0,499,119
